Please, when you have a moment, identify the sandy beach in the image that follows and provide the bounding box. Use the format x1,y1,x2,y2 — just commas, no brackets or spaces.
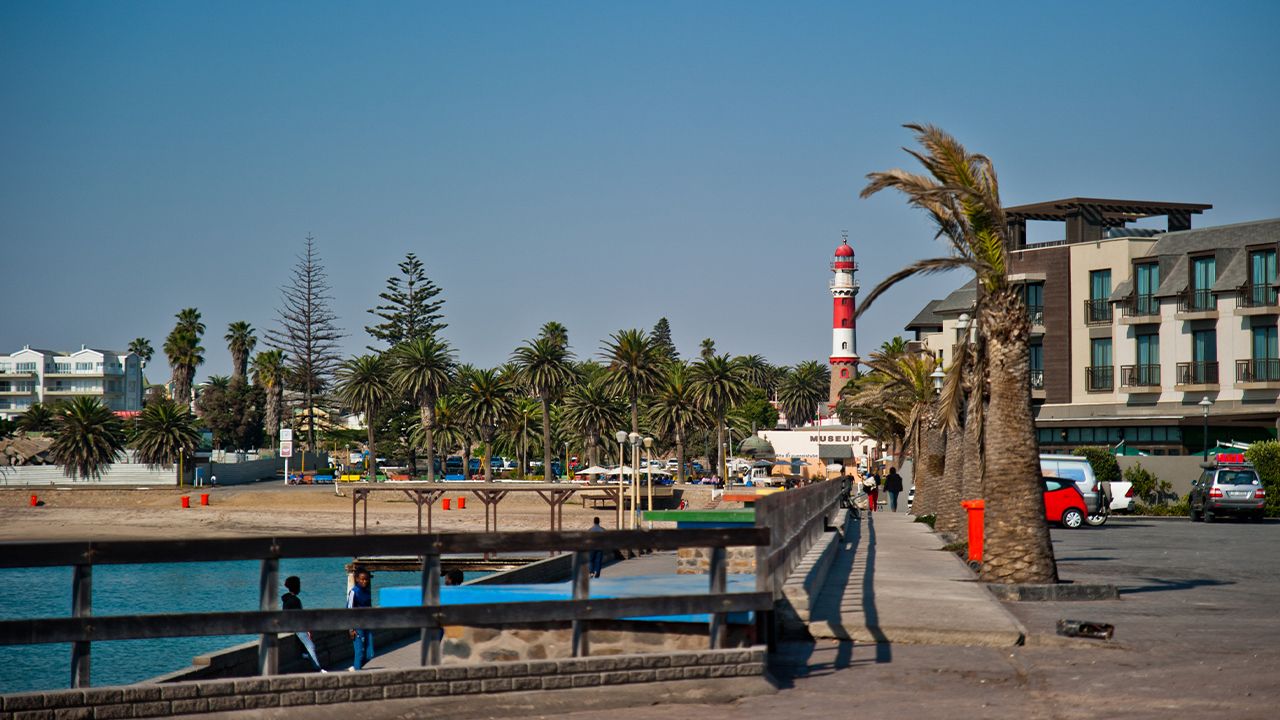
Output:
0,482,705,541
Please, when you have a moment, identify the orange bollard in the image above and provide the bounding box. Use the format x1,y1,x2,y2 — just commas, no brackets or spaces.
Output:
200,494,209,506
457,496,466,510
30,495,38,507
181,496,190,509
442,498,451,510
961,499,985,566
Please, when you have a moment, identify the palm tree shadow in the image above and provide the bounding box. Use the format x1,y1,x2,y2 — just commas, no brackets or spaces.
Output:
1120,577,1234,595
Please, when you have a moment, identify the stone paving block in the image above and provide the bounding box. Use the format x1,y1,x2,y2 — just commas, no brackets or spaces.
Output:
571,674,601,688
654,667,684,681
494,662,529,677
14,711,54,720
512,677,541,691
304,674,341,689
314,689,350,704
40,693,84,710
542,676,573,690
1,696,44,712
682,666,711,679
166,700,207,715
196,682,235,698
91,705,132,720
527,661,557,674
232,678,270,694
641,654,672,668
242,694,280,709
128,702,168,718
338,672,374,687
625,670,656,683
205,696,244,712
464,665,497,679
269,676,307,692
481,678,512,693
447,680,481,694
53,708,92,720
158,685,198,701
436,666,468,681
416,683,449,697
119,688,160,704
347,686,383,701
278,691,314,706
382,684,416,700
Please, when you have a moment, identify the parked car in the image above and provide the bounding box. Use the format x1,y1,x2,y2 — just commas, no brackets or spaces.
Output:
1043,476,1088,529
1039,454,1108,521
444,456,464,477
1189,455,1266,523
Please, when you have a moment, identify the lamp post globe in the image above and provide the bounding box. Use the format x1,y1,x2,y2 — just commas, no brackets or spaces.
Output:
930,366,945,394
1199,396,1213,460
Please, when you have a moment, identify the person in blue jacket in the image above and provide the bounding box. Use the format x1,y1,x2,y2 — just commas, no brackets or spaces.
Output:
347,568,374,670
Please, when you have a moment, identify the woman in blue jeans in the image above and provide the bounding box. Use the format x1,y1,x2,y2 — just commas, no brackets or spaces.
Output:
347,568,374,670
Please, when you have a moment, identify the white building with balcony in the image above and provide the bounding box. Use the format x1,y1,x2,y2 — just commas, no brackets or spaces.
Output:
0,345,144,419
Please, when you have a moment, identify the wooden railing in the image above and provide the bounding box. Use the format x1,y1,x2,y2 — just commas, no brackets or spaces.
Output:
753,479,843,604
0,528,771,689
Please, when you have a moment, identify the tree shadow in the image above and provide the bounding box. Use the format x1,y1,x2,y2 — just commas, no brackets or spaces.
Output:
1119,577,1234,595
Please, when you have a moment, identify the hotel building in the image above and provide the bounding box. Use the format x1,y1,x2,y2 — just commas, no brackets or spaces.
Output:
907,198,1278,455
0,346,144,419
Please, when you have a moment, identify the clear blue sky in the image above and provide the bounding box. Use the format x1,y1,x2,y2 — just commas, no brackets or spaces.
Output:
3,1,1277,382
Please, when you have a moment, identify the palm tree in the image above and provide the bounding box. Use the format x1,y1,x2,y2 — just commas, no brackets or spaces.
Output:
49,397,127,480
647,363,704,484
390,337,455,481
225,322,256,380
176,308,205,336
415,395,465,476
512,336,578,481
164,326,204,407
699,338,716,360
251,349,287,447
205,375,231,390
16,402,55,432
539,321,569,350
776,361,831,429
128,338,154,367
601,329,663,434
562,376,626,469
859,123,1055,584
506,397,543,478
689,354,750,482
336,355,394,483
456,368,515,482
132,399,200,476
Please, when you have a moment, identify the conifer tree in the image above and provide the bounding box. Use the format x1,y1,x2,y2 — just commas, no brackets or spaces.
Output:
366,253,447,349
652,317,678,361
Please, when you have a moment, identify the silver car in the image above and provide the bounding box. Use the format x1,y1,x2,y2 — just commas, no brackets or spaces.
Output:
1189,464,1266,522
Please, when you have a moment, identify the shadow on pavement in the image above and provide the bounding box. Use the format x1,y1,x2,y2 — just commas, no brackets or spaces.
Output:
1119,577,1234,595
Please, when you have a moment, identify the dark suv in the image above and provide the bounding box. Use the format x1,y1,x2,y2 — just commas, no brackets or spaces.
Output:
1189,459,1266,523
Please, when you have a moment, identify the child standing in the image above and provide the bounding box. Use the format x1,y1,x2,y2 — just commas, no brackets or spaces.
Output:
347,568,374,670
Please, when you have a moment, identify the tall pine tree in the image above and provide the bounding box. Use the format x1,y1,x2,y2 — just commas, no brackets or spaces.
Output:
366,253,447,349
652,317,677,361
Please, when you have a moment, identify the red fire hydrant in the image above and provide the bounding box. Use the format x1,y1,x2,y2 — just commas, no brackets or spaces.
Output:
960,499,985,567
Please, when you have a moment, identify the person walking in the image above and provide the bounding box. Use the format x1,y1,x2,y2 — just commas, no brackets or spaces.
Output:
862,473,880,513
588,516,606,578
883,467,904,512
347,568,375,670
281,576,326,672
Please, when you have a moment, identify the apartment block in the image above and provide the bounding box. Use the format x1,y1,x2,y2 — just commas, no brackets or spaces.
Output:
908,198,1279,455
0,345,144,419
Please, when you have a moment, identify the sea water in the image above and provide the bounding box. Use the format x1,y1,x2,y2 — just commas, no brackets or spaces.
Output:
0,560,469,694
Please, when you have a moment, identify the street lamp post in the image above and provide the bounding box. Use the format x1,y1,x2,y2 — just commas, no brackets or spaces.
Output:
480,423,497,483
643,436,654,518
628,432,641,529
564,441,570,482
1199,396,1213,461
930,366,945,396
615,430,628,528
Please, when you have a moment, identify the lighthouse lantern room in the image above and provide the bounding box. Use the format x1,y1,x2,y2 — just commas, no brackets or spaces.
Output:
829,233,859,403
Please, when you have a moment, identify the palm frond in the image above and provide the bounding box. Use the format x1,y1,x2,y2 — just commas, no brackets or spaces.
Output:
855,257,977,320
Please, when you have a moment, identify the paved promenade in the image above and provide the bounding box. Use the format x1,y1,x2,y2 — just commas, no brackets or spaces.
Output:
807,511,1026,646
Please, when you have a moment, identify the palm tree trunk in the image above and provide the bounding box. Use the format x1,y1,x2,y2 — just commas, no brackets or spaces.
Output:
540,391,553,482
935,421,966,536
979,289,1057,584
961,384,985,501
463,438,472,482
483,440,492,483
366,425,376,483
630,394,639,435
422,402,436,482
716,408,726,482
676,427,686,485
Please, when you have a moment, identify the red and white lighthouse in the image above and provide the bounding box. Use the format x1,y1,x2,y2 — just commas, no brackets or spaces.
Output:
829,234,859,403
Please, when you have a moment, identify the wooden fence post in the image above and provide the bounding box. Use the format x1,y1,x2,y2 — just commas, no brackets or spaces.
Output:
571,551,591,657
420,554,441,665
70,564,91,688
258,558,279,675
708,546,726,649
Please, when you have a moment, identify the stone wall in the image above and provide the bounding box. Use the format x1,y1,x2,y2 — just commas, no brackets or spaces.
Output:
676,546,756,574
0,648,768,719
442,620,755,663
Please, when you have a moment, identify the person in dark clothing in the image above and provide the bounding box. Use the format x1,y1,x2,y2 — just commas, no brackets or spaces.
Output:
347,568,374,670
281,576,324,671
883,467,905,512
444,569,464,586
588,516,606,577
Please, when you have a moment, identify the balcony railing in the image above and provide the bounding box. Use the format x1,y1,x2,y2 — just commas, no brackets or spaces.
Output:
1084,299,1112,325
1030,369,1044,389
1176,361,1219,385
1121,294,1160,318
1237,358,1280,383
1027,304,1044,326
1237,283,1279,309
1086,366,1113,391
1120,364,1161,388
1179,289,1217,312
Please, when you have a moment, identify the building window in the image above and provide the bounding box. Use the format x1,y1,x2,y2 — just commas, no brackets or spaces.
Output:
840,368,849,378
1088,338,1113,390
841,342,848,350
842,319,851,327
1181,329,1219,384
1134,263,1160,315
1248,326,1279,382
1087,270,1112,323
1189,256,1217,310
1125,332,1161,387
1029,342,1043,389
1024,283,1044,325
1247,249,1278,307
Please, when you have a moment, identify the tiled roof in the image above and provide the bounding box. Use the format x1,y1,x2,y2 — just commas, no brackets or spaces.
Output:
905,299,945,330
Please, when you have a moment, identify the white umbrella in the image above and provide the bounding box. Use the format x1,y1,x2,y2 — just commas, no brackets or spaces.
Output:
575,465,612,475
